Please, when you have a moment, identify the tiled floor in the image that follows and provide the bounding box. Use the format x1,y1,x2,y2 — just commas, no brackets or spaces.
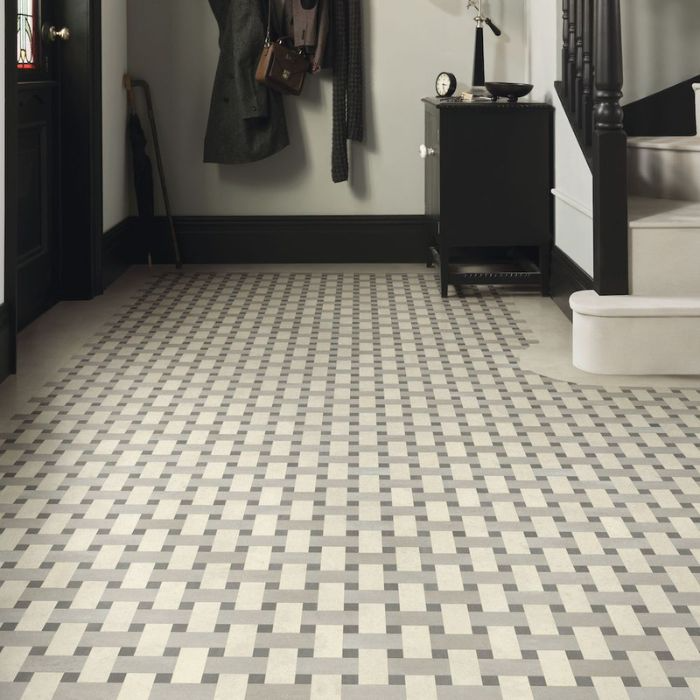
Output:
0,268,699,699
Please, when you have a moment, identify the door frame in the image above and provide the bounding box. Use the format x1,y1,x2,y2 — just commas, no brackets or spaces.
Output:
3,0,103,378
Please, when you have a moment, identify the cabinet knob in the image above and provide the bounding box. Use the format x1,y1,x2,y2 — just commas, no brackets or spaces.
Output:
419,144,436,159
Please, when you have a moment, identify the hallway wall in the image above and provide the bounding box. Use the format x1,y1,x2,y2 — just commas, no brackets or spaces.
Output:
102,2,130,232
126,0,529,216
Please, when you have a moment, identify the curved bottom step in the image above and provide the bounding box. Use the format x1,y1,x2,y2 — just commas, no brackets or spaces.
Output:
571,291,700,376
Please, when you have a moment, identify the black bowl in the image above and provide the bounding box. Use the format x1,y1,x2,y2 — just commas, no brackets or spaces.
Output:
485,82,534,102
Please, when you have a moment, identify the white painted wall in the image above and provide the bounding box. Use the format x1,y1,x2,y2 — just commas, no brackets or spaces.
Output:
525,0,557,104
525,0,594,276
1,10,5,305
552,89,594,275
102,2,130,232
126,0,528,216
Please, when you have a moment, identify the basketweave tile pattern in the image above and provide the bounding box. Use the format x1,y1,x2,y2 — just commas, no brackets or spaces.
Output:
0,271,699,700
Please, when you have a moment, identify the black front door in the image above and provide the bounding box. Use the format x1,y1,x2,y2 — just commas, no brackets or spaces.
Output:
16,0,69,329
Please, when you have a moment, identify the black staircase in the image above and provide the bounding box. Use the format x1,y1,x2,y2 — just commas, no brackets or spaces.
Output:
557,0,629,296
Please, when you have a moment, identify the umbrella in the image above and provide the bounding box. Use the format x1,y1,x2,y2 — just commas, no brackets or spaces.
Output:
124,75,182,268
127,109,156,264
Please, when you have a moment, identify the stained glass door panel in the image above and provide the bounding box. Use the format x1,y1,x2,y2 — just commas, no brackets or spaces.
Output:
17,0,37,69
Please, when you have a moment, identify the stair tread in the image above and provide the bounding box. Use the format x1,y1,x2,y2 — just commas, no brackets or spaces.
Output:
629,197,700,228
628,135,700,152
571,290,700,317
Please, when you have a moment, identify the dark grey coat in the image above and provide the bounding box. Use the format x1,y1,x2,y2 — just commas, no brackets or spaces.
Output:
204,0,289,164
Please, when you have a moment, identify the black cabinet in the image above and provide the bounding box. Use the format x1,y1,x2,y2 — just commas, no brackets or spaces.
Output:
423,97,554,297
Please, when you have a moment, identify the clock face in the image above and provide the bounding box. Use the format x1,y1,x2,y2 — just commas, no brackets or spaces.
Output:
436,72,457,97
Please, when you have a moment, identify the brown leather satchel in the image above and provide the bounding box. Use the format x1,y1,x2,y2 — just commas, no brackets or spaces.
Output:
256,2,309,96
256,39,309,96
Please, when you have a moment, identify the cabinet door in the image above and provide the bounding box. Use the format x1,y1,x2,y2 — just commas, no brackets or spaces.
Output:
441,108,552,247
424,106,440,220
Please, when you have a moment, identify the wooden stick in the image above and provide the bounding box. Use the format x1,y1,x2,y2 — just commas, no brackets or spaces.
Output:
123,73,135,110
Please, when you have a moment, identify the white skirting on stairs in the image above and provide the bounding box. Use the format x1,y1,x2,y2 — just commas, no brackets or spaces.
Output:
628,136,700,202
571,291,700,375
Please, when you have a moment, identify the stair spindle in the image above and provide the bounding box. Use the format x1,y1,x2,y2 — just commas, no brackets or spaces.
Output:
567,0,577,112
575,0,585,125
562,0,570,96
582,0,594,144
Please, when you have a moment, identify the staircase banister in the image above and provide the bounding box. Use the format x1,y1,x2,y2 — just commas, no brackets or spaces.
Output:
557,0,629,295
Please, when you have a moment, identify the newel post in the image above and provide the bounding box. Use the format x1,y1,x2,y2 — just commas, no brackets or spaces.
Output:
593,0,628,296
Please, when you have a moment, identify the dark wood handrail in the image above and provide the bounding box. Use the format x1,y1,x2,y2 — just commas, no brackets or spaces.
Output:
560,0,628,295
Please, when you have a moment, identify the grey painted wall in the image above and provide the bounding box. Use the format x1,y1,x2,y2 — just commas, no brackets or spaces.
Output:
621,0,700,105
102,2,130,232
126,0,529,216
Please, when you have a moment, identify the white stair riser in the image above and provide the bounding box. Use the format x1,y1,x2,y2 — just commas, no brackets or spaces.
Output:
573,313,700,375
628,147,700,202
630,227,700,296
